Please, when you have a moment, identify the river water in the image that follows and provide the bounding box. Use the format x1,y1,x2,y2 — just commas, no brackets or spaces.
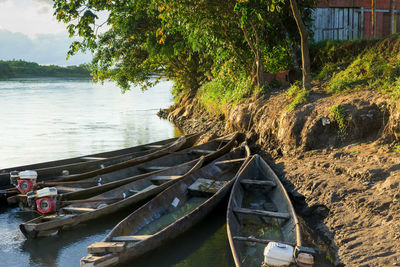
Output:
0,78,234,266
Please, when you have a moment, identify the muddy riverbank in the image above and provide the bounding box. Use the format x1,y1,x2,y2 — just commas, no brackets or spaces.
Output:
160,82,400,266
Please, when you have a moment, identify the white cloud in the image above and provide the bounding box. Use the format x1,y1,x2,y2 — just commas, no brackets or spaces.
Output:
0,30,92,65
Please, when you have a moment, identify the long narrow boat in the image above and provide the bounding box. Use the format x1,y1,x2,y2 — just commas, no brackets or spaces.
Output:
80,144,251,267
16,133,239,211
49,132,239,192
0,133,202,188
226,155,314,267
2,133,202,205
19,157,204,239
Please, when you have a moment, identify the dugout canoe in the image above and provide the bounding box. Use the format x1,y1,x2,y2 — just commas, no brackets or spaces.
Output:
19,157,205,239
0,133,202,188
226,155,314,267
80,144,251,267
15,133,239,210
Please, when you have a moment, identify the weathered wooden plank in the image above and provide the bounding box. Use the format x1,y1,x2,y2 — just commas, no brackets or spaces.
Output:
111,235,152,242
62,207,96,214
87,242,125,254
233,207,290,220
150,175,181,183
189,149,216,155
240,179,276,187
344,8,349,40
214,158,246,166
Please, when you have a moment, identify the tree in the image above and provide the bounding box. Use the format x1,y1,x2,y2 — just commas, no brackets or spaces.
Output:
290,0,311,90
372,0,376,38
52,0,314,96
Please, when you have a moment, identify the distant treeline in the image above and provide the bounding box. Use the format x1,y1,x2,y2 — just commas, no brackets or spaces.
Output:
0,60,91,79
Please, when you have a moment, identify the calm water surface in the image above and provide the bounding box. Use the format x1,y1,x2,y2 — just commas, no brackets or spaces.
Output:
0,78,233,267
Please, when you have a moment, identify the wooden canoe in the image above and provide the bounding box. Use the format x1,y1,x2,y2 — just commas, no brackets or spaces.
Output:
16,133,239,211
19,157,205,239
47,132,239,193
227,154,306,267
80,144,251,267
0,133,202,188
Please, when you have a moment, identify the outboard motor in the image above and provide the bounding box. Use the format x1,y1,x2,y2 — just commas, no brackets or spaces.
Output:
10,170,38,194
262,242,295,267
27,187,58,214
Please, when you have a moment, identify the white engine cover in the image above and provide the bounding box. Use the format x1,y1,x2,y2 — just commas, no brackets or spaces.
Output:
36,187,58,198
263,242,294,267
19,170,38,180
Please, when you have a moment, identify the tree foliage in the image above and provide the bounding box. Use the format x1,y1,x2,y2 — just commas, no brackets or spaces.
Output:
52,0,314,96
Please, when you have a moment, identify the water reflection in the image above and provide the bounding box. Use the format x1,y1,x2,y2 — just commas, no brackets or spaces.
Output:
0,78,178,169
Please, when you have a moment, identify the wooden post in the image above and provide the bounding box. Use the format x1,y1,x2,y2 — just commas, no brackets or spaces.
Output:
361,7,365,39
372,0,376,38
390,0,396,34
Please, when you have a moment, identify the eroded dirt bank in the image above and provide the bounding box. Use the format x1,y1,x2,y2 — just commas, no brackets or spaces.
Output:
160,83,400,266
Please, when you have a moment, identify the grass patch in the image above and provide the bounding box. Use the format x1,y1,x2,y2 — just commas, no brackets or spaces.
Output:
393,144,400,154
329,104,348,140
197,74,254,115
316,35,400,96
285,82,309,112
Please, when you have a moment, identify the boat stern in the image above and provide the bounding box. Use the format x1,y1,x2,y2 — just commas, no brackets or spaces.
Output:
81,253,119,267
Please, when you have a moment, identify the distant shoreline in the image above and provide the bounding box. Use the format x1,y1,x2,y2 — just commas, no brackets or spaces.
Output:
0,60,91,79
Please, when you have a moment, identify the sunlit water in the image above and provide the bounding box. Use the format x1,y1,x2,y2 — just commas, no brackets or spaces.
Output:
0,78,234,267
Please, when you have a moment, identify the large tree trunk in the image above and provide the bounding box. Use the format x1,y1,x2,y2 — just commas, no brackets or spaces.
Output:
241,22,265,88
372,0,376,38
390,0,396,35
290,0,311,90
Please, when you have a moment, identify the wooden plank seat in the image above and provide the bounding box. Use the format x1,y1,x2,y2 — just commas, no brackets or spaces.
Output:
240,179,276,187
214,158,246,166
80,157,107,161
56,186,83,193
111,235,152,242
139,184,158,193
62,207,96,214
233,207,290,220
188,149,215,155
150,175,180,183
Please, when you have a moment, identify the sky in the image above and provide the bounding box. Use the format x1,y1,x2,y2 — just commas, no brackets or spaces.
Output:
0,0,95,65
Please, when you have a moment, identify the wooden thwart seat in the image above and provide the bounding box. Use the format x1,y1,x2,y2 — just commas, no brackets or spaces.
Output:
240,179,276,187
62,207,96,214
150,175,181,183
233,207,290,220
215,158,246,166
111,235,152,242
189,149,215,155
